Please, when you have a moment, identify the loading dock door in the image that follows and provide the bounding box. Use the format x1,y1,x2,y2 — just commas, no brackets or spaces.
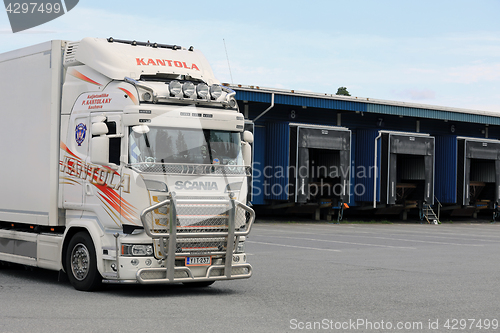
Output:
462,140,500,206
295,126,351,204
386,134,435,205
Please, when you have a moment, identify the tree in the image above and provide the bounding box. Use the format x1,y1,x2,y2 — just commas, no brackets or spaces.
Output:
336,87,351,96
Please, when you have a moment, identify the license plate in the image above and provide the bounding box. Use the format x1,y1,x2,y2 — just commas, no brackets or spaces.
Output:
186,256,211,266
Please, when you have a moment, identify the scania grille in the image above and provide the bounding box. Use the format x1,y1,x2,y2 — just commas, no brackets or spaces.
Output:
139,193,255,283
141,195,253,253
143,200,249,236
173,237,227,255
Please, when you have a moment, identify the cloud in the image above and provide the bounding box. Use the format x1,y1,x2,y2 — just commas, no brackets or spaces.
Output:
0,29,59,34
393,89,436,101
467,104,500,113
445,63,500,84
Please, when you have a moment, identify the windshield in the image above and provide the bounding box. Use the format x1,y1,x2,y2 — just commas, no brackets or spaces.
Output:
128,126,243,166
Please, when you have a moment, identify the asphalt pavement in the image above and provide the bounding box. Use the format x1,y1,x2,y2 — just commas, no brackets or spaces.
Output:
1,222,500,333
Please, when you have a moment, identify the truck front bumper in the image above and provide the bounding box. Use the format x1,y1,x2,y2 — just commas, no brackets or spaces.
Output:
113,193,256,285
135,262,252,284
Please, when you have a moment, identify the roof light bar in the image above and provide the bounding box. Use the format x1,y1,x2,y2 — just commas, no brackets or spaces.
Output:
107,37,182,50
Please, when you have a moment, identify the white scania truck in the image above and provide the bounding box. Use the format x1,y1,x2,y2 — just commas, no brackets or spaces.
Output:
0,37,255,291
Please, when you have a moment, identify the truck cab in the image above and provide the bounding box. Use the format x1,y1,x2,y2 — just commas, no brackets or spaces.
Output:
0,37,254,291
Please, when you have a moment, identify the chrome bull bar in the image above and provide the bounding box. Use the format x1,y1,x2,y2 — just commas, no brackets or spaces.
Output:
137,192,255,284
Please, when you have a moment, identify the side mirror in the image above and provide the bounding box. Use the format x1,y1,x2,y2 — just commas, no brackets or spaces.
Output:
91,136,110,165
90,122,110,165
132,124,150,134
92,122,108,136
242,142,251,167
243,130,253,144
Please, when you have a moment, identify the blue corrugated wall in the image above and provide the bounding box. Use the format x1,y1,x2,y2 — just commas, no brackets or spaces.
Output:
349,131,356,206
264,122,290,201
251,125,267,205
435,136,457,204
355,129,381,202
235,90,273,103
235,90,367,112
235,89,500,126
366,104,500,126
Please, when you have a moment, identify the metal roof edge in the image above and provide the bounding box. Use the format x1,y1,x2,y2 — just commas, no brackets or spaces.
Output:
289,122,350,131
456,136,500,143
379,130,430,137
227,84,500,120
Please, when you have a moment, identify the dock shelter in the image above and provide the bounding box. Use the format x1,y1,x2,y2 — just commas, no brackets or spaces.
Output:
262,123,352,206
228,84,500,221
435,136,500,215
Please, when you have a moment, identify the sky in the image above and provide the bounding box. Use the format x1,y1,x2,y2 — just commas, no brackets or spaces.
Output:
0,0,499,112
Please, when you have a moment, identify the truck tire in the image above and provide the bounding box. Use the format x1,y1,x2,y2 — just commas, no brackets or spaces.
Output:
66,232,102,291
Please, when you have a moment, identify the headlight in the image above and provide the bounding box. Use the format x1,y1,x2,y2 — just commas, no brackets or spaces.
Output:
210,84,222,100
236,241,245,253
143,180,168,192
182,81,196,98
228,97,237,108
122,244,154,257
225,182,243,192
196,83,209,99
169,80,182,96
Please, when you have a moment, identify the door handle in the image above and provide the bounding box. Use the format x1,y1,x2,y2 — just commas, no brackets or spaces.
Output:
85,183,93,196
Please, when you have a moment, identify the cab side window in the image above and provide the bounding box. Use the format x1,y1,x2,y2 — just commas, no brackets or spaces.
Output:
105,120,121,165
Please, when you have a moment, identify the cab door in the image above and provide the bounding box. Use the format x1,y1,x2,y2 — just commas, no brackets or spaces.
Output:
61,115,90,209
83,113,124,227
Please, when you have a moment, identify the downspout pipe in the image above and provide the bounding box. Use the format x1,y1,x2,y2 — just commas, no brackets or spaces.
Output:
253,93,275,122
373,131,382,208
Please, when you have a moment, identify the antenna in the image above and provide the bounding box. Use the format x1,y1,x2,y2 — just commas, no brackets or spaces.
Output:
223,39,234,84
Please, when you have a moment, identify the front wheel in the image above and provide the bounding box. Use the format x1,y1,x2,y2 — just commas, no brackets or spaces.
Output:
65,232,102,291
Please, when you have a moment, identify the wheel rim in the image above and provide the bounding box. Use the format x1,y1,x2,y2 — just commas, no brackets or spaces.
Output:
70,243,90,281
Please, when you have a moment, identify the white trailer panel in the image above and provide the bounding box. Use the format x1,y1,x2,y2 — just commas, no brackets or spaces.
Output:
0,41,64,226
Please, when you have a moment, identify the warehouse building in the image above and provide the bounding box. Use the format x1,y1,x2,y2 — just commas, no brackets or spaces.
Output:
228,84,500,222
